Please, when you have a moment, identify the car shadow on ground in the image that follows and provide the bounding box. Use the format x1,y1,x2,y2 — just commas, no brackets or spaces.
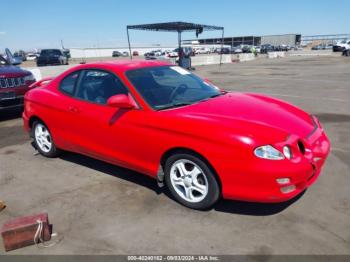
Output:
214,192,305,216
0,108,23,122
59,151,303,216
59,151,162,195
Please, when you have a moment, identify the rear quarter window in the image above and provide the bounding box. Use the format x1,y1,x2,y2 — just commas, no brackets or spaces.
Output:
59,72,80,95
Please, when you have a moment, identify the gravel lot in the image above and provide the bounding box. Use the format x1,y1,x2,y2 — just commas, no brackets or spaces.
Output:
0,54,349,255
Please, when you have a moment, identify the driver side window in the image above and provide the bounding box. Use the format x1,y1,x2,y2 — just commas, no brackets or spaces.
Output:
76,70,128,105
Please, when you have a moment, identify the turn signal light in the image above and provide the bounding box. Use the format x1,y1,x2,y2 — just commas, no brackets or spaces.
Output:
276,178,290,185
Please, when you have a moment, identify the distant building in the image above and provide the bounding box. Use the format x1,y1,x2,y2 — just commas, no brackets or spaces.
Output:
69,46,177,58
301,34,350,45
261,34,301,46
184,34,302,47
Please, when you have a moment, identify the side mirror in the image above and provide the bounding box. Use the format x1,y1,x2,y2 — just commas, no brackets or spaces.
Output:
107,94,135,109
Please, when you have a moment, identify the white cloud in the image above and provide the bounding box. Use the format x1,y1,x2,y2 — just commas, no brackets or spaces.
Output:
0,31,6,35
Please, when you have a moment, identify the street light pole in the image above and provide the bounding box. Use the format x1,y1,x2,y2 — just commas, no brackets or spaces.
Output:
127,27,132,60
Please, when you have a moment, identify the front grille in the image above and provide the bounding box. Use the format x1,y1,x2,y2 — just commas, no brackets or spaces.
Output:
0,77,25,89
0,97,24,107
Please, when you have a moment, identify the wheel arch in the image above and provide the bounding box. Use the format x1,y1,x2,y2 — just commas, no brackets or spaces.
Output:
159,147,222,192
29,115,45,129
28,115,46,137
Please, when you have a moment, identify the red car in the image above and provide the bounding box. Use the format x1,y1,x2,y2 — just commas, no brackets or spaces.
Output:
1,55,36,110
22,60,330,210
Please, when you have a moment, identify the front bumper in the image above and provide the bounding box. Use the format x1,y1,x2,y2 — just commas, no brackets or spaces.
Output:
221,123,330,203
0,96,24,110
0,82,35,110
333,46,345,52
37,58,61,65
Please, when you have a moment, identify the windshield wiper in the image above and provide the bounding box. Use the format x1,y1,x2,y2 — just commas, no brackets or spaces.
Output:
209,93,225,98
158,102,193,110
198,92,227,103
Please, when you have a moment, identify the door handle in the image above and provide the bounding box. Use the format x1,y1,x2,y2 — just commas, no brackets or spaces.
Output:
68,106,80,113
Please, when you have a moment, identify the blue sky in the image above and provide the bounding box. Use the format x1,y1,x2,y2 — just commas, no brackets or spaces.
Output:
1,0,349,50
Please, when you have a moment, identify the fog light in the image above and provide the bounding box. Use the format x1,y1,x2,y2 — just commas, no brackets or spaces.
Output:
281,185,296,194
276,178,290,185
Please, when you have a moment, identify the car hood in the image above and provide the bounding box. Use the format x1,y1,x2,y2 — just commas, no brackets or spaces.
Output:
0,65,31,77
166,92,315,142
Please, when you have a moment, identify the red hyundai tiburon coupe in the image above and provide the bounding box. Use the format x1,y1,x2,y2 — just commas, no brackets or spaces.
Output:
23,60,330,210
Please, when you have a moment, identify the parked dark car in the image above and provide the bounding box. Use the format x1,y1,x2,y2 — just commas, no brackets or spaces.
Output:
36,49,68,66
274,45,289,52
220,48,231,54
333,45,343,52
260,44,275,54
112,51,123,57
241,45,252,53
145,52,157,60
0,52,36,110
133,51,139,56
333,40,350,52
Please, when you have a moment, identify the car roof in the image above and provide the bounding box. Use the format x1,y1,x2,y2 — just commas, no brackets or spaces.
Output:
73,60,172,73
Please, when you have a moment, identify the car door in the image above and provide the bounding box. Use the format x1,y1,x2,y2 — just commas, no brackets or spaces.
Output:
65,69,152,173
49,70,83,151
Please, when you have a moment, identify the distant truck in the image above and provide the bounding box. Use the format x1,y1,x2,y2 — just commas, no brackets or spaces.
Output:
0,49,36,110
333,40,350,52
36,49,69,66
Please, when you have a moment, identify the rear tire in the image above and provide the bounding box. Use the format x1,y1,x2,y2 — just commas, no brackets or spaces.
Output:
164,153,220,210
32,121,61,158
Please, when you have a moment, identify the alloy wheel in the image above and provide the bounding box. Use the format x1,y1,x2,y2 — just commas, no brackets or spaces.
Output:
34,123,52,153
169,159,209,203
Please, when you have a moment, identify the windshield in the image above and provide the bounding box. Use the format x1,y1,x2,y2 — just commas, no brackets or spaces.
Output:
0,55,9,66
40,49,61,56
126,66,222,110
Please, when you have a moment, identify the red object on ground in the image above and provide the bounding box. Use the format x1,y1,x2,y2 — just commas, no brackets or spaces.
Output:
1,213,51,252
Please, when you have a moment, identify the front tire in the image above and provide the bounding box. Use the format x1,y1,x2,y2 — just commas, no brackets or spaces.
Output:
32,121,61,158
164,153,220,210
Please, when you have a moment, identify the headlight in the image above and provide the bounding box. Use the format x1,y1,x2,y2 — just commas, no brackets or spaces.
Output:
24,74,35,82
283,146,292,159
254,145,284,160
